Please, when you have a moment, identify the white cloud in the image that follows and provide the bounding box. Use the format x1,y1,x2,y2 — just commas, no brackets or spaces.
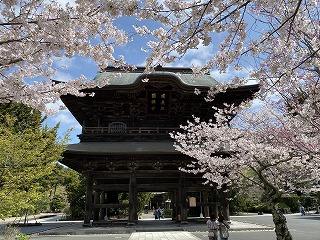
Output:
46,100,64,112
52,56,75,69
247,78,259,85
43,108,81,144
52,110,81,130
210,66,255,84
210,69,231,82
184,44,215,61
172,43,215,68
53,55,99,81
45,101,81,131
51,56,79,81
250,98,264,110
52,70,73,82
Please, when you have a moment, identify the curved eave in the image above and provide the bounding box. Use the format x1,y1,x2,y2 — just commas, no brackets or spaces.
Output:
225,84,260,93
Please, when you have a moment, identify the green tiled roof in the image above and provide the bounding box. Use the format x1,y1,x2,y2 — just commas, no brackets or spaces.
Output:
93,69,218,87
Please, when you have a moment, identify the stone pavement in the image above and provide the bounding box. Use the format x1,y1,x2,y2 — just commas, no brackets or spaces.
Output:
49,213,272,239
129,231,202,240
34,218,273,235
0,212,274,240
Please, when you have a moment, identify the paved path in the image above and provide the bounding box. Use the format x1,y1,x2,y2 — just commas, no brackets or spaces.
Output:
129,232,201,240
3,212,315,240
0,212,274,240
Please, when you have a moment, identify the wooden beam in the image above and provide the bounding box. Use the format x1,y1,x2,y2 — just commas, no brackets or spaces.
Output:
93,183,214,192
92,203,129,209
94,184,129,191
91,171,204,179
196,202,221,207
91,171,182,179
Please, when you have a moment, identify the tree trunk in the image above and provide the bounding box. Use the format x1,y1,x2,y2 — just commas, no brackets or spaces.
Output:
269,197,293,240
24,209,29,224
258,168,293,240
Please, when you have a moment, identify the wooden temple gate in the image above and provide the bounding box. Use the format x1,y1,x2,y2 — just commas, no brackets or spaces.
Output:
60,66,258,226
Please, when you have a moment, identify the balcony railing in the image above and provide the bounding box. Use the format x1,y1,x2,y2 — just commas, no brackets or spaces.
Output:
80,121,180,141
82,126,178,135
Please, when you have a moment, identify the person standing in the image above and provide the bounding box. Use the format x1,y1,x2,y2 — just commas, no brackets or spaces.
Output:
300,206,306,215
156,206,162,220
153,208,158,220
206,213,218,240
217,215,230,240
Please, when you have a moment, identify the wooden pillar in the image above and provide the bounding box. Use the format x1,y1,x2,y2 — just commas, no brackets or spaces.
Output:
83,173,93,227
221,184,230,220
175,187,182,222
172,190,177,220
100,192,106,220
179,173,188,223
203,191,210,218
128,173,137,225
212,188,219,217
93,191,100,221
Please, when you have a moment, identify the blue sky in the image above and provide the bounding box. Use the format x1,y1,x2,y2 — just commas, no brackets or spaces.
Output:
43,0,258,144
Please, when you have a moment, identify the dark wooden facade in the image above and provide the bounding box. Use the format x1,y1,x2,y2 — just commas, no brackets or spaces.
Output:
60,66,259,226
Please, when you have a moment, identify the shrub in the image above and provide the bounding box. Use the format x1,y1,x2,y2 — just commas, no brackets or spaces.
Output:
163,209,172,218
15,233,30,240
280,195,301,213
50,195,67,212
1,225,20,240
248,203,271,213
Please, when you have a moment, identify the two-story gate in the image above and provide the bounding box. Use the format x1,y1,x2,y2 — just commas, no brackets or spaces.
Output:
60,66,259,226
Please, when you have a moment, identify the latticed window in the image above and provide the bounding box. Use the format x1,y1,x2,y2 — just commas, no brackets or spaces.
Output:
108,122,127,133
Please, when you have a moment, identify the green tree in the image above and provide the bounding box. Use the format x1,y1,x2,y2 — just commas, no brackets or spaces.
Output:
0,102,43,132
64,169,86,219
137,192,153,215
42,163,70,201
50,195,67,212
0,103,66,220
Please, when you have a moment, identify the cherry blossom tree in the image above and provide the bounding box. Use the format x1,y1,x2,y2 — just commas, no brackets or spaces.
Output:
148,2,320,239
1,0,319,112
0,0,138,113
171,98,320,239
